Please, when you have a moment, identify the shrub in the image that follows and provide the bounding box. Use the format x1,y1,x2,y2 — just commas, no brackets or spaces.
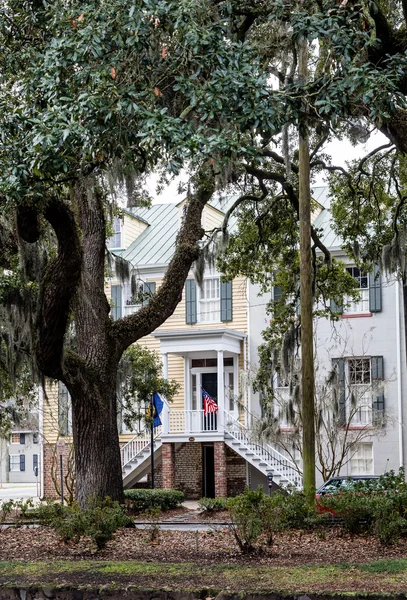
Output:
124,488,184,513
319,484,375,534
227,487,264,553
198,497,228,512
36,497,131,550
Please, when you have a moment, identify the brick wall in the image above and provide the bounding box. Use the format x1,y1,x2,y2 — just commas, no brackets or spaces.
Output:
43,442,75,501
174,442,202,499
226,445,247,496
162,443,175,489
214,441,227,497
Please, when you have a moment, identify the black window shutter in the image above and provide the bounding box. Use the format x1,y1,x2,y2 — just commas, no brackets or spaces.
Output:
111,285,122,320
33,454,38,470
8,455,10,472
220,281,233,322
369,266,382,313
332,358,346,426
20,455,25,472
20,433,25,445
371,356,385,423
330,298,343,315
185,279,197,324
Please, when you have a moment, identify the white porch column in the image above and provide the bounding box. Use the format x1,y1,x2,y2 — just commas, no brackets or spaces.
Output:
161,353,169,434
217,349,224,430
185,356,191,433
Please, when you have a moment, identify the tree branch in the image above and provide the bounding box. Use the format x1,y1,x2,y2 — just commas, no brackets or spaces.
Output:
35,196,82,380
112,166,216,353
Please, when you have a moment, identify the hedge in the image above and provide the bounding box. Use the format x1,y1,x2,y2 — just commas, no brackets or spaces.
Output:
124,489,184,513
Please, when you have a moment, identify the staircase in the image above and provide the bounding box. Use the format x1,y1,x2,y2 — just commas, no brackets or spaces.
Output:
224,410,303,490
121,427,162,488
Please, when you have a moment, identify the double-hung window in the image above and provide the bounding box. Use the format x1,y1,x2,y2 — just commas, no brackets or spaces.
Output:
344,267,369,314
107,217,122,249
350,442,373,475
348,358,372,425
198,278,220,323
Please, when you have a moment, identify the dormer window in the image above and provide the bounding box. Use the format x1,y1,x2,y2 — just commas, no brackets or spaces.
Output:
107,217,122,249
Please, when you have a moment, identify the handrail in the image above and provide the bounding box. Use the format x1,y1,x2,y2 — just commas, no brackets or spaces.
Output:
224,410,302,488
120,426,162,468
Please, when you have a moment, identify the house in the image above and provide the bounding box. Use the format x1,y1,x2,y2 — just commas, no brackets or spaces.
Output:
7,419,40,484
39,187,407,499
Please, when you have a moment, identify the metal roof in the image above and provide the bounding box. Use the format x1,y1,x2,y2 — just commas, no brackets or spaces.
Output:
122,186,340,268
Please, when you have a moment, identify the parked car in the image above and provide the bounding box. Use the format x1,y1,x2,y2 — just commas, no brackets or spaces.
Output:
316,476,380,515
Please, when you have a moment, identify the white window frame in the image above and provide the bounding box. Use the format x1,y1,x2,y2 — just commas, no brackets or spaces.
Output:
347,358,373,426
197,277,221,324
9,454,21,472
107,217,123,250
350,442,374,475
344,266,370,314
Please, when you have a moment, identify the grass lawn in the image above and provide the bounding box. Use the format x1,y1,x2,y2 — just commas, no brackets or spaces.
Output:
1,559,407,594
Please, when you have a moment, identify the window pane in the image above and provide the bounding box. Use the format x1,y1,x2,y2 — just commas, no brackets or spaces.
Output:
9,455,20,472
191,359,205,368
224,357,233,366
206,358,217,367
192,375,197,410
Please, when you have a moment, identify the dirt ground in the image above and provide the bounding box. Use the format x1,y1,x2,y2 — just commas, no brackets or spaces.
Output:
1,521,407,565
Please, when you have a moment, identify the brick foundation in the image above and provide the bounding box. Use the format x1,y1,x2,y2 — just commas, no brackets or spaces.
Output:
174,442,202,499
162,443,175,489
226,445,247,496
214,441,227,497
43,442,75,501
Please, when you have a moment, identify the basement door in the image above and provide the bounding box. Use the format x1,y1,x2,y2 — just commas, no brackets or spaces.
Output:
202,444,215,498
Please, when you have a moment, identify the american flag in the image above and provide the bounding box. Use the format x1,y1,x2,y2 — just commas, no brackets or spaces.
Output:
202,387,218,416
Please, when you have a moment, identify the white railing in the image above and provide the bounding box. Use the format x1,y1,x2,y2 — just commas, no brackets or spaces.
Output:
169,410,218,433
224,410,303,488
120,425,162,467
124,303,141,317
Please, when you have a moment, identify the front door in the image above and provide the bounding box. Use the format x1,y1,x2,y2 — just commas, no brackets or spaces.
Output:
201,372,218,431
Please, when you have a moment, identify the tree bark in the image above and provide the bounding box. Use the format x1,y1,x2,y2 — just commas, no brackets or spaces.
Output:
298,38,316,505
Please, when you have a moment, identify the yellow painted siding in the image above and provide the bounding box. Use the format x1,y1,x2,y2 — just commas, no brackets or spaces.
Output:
42,380,71,445
123,214,148,248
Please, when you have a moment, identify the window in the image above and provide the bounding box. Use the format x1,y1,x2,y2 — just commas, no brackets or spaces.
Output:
198,278,220,322
348,358,372,425
344,267,369,314
9,455,20,471
123,281,156,316
107,217,122,249
11,433,20,444
225,371,235,412
332,356,384,427
9,455,24,472
33,432,39,444
350,442,373,475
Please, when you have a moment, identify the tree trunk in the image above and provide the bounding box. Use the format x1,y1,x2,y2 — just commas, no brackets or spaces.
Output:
70,374,124,506
298,37,316,505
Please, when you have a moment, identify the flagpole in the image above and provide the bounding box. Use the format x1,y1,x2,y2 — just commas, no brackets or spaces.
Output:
150,393,155,490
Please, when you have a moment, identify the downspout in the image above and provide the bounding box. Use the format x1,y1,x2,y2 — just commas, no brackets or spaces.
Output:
39,384,45,499
396,279,404,468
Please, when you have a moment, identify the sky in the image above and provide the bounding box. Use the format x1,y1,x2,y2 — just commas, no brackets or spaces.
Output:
146,129,391,204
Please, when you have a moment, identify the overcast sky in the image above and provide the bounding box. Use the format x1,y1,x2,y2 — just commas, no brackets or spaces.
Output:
147,129,391,203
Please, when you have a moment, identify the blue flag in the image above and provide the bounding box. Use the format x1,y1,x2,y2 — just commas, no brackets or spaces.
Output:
152,392,164,427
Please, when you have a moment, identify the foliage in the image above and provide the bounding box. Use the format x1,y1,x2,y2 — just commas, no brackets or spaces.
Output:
124,488,184,513
36,497,131,550
226,487,325,553
140,507,162,543
227,487,264,553
319,469,407,544
198,497,228,512
118,345,178,430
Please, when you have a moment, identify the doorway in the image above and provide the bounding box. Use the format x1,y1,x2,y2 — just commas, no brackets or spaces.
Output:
202,444,215,498
201,372,217,430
